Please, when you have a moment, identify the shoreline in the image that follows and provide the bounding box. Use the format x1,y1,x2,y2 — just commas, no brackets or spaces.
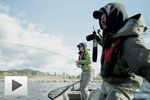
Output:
0,78,102,83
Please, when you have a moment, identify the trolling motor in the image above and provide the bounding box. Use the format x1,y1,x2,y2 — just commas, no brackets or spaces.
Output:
86,26,102,62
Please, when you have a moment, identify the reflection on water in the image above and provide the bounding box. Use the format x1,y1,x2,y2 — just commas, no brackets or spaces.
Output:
0,82,150,100
133,82,150,100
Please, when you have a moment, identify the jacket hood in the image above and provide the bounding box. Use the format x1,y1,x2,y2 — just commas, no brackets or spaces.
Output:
93,2,128,33
113,14,148,38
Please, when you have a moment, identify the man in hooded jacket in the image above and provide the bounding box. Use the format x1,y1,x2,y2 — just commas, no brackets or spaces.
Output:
92,2,150,100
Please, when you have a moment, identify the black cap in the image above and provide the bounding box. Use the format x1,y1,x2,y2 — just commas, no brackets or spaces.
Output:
77,43,84,48
93,10,105,19
77,43,87,48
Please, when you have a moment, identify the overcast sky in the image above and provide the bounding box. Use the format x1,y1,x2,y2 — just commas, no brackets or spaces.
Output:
0,0,150,76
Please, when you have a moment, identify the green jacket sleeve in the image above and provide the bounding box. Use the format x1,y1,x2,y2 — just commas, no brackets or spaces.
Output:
79,50,92,65
123,37,150,82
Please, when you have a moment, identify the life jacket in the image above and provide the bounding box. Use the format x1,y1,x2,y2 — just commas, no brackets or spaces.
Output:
78,52,85,66
100,38,130,78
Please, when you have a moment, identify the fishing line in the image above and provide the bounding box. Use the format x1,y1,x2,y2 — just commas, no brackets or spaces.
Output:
0,41,76,62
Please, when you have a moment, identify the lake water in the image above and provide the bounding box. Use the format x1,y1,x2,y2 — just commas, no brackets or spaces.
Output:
0,82,150,100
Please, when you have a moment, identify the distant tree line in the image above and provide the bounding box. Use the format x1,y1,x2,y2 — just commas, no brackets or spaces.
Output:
0,69,102,80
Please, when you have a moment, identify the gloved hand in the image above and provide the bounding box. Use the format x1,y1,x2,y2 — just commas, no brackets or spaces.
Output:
139,68,150,83
75,61,82,68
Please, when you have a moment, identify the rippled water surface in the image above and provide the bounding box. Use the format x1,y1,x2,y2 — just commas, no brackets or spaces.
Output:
0,82,150,100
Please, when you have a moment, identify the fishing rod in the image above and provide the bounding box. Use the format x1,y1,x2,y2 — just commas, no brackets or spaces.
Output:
0,41,75,62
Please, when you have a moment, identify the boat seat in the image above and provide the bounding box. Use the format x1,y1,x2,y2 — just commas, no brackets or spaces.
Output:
88,89,101,100
67,91,82,100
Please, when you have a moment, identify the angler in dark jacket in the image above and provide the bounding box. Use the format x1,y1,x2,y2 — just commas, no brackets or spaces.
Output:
93,2,150,100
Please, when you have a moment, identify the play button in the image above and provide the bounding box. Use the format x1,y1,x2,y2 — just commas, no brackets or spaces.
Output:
5,76,28,96
12,80,22,92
